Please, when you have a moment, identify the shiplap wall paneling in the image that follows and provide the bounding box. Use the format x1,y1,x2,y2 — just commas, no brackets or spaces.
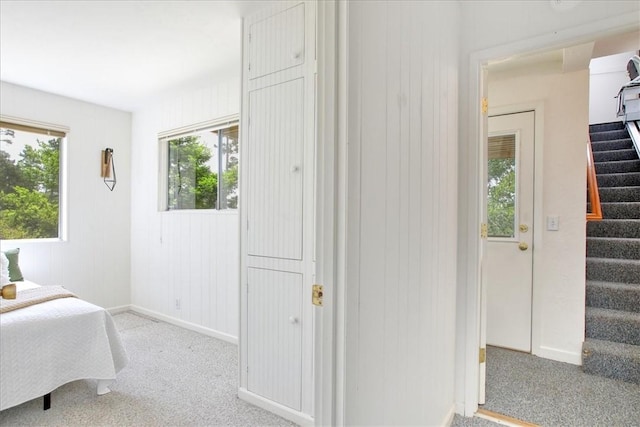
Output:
249,3,305,80
0,82,131,310
130,74,241,341
247,78,304,260
345,2,458,425
247,267,303,410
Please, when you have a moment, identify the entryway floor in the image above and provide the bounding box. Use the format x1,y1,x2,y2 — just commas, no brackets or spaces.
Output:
452,346,640,426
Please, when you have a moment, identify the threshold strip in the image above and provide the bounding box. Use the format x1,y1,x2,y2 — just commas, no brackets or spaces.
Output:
476,408,540,427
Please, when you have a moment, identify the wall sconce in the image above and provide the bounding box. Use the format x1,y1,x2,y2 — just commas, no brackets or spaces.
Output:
101,148,116,191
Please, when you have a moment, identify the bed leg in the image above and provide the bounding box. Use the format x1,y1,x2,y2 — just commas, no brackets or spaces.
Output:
43,393,51,410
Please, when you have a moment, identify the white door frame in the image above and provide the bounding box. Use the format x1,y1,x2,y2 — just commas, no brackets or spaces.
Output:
459,15,640,417
316,1,342,426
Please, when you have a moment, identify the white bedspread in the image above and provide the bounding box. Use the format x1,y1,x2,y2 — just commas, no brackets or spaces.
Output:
0,281,128,411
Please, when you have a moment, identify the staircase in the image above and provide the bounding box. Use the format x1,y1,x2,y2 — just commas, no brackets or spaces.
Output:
582,121,640,384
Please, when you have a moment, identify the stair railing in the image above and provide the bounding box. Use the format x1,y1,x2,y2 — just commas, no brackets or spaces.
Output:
586,138,602,222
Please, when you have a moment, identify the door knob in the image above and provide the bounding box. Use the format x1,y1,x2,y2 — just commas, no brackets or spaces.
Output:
519,224,529,233
518,242,528,251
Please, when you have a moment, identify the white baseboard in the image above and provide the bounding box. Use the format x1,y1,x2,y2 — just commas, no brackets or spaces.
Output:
535,345,582,365
107,305,131,315
128,305,238,345
238,388,314,426
443,403,456,426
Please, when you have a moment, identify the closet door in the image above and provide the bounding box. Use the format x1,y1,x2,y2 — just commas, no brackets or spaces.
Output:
247,268,302,410
246,78,304,260
239,2,316,424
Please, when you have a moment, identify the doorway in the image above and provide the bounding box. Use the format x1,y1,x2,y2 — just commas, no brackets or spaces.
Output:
485,111,535,352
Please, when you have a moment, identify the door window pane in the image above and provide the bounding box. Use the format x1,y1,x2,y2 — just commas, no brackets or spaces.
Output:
487,134,516,238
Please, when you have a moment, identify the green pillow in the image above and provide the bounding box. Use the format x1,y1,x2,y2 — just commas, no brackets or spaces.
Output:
3,248,24,282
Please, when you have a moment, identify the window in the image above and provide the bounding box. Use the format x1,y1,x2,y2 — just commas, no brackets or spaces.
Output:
161,120,239,210
487,133,517,238
0,119,65,239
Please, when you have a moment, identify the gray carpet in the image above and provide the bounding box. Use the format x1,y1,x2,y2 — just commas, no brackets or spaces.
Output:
452,346,640,427
584,121,640,384
4,313,639,426
0,312,296,426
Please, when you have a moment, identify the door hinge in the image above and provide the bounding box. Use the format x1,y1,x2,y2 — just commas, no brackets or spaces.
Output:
480,223,488,239
479,347,486,364
481,98,488,114
312,284,324,306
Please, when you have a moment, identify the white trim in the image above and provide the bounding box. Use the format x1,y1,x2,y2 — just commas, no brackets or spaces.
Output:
315,1,338,426
443,404,457,427
129,305,238,345
537,346,582,365
459,11,640,418
333,1,348,424
106,305,131,315
238,388,314,426
0,114,70,134
157,114,239,140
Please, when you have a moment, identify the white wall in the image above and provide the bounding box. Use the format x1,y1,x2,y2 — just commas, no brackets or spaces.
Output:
590,51,636,124
456,0,640,416
0,81,131,309
130,69,241,341
488,65,589,364
345,2,459,425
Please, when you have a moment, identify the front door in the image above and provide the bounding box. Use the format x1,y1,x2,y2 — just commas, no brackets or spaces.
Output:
485,111,535,352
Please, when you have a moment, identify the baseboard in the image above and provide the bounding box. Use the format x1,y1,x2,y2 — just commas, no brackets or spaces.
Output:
443,403,456,426
534,346,582,365
129,305,238,345
238,388,314,426
107,305,131,315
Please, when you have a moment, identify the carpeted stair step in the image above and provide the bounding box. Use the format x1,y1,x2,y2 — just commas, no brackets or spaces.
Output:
586,281,640,312
595,159,640,174
590,129,631,142
582,338,640,384
585,307,640,345
587,219,640,238
596,172,640,187
593,148,639,162
586,237,640,260
591,138,634,152
585,257,640,283
600,202,640,219
589,122,626,132
598,186,640,202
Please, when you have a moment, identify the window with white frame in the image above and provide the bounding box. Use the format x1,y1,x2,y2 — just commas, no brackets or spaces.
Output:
0,119,66,239
160,119,239,211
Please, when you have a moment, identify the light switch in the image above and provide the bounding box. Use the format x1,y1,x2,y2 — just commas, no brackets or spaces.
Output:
547,215,559,231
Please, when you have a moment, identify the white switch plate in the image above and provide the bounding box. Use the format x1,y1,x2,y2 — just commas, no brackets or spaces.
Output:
547,215,559,231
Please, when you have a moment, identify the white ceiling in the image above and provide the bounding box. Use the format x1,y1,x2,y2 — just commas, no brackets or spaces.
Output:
0,1,274,112
2,2,637,113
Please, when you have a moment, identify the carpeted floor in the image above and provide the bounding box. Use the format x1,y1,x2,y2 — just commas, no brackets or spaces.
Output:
3,313,639,426
0,311,295,426
452,346,640,427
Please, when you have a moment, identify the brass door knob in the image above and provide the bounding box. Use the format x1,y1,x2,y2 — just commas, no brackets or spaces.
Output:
519,242,528,251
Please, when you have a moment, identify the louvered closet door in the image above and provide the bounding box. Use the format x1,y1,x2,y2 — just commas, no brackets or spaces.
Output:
247,78,304,260
247,267,302,410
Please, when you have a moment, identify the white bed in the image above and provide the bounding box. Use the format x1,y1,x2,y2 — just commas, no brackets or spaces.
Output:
0,280,128,411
